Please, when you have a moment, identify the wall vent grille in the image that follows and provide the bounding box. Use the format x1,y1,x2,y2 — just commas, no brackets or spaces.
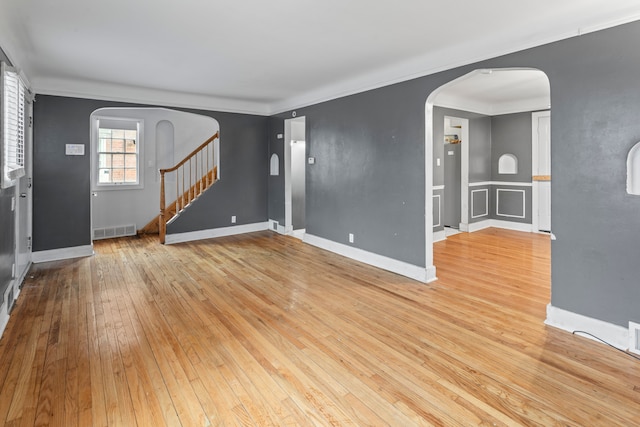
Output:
629,322,640,355
7,288,14,313
93,224,137,240
271,221,278,231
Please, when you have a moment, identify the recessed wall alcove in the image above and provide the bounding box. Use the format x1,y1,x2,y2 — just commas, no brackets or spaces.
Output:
627,142,640,195
270,153,280,176
498,153,518,174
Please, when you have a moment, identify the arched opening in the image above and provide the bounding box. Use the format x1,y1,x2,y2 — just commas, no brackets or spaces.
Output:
425,67,551,282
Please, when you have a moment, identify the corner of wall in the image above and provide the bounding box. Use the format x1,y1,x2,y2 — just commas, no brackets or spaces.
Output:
545,304,629,350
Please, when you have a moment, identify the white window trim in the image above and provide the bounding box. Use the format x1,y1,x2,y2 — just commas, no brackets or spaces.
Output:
1,62,28,189
91,116,144,191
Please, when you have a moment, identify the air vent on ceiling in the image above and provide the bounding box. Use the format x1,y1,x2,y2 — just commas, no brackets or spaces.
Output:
629,322,640,355
93,224,136,240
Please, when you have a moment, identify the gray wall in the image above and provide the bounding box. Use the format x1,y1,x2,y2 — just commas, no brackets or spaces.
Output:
33,95,268,250
0,47,15,301
469,116,492,183
267,21,640,326
300,84,427,267
469,185,491,224
267,117,285,224
432,107,490,186
490,112,534,224
491,112,533,182
168,110,268,233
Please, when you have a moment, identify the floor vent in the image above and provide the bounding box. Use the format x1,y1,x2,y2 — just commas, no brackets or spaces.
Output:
630,322,640,355
93,224,137,240
6,288,14,313
271,220,278,231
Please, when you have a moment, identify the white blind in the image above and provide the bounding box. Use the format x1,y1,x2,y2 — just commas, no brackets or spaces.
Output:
2,63,26,188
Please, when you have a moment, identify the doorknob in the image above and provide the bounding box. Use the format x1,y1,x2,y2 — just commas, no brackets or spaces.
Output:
20,193,27,198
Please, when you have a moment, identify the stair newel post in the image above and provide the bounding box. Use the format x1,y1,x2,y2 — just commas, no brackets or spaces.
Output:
160,169,166,244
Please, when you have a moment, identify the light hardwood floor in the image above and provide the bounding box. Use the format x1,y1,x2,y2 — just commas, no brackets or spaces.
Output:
0,228,638,426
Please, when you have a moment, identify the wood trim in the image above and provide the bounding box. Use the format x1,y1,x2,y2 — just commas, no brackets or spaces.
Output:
533,175,551,181
143,168,217,236
159,131,219,174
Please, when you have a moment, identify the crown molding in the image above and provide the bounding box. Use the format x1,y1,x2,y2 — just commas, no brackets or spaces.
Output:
33,76,271,116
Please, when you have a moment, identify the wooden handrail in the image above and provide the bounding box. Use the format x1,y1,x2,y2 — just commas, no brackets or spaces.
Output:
159,131,219,174
159,132,219,243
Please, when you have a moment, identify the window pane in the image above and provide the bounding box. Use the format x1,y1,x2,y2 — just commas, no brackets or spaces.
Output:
98,138,110,152
111,139,125,153
124,154,136,168
98,169,111,183
99,128,111,138
111,154,124,167
124,169,137,182
124,130,137,140
125,139,136,153
111,129,125,138
111,168,125,182
98,154,112,168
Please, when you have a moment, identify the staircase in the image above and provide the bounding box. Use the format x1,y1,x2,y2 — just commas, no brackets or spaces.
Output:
140,132,219,243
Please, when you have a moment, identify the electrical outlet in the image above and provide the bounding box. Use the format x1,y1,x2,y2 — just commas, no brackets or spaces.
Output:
231,215,236,224
348,233,354,243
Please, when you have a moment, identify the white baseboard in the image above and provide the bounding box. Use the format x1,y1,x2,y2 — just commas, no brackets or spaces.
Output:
465,219,533,234
0,262,32,340
32,245,94,263
303,233,436,283
545,304,629,350
0,304,8,341
291,229,305,240
433,230,446,242
490,219,533,233
467,220,492,232
165,222,269,244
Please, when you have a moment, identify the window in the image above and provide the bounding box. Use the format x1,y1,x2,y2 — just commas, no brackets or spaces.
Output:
93,117,143,189
1,62,27,189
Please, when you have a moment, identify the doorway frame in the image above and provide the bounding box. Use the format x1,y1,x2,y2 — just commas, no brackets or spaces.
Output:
443,115,470,230
426,67,551,282
531,110,551,233
283,116,306,235
13,94,34,301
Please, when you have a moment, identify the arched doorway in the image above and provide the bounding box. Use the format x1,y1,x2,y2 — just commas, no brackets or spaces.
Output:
425,67,551,280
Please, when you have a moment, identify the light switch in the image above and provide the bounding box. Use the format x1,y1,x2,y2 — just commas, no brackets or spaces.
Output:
308,157,316,164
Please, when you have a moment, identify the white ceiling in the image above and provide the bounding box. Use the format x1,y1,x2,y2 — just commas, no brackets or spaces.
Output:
434,69,551,116
1,0,639,115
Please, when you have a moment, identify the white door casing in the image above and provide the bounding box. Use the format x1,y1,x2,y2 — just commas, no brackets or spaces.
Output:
532,110,551,232
14,95,33,289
